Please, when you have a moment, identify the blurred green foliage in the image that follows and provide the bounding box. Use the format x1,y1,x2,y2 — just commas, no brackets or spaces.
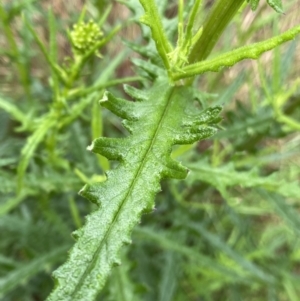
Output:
0,0,299,300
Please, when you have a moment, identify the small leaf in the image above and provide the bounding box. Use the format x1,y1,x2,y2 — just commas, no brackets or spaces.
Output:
267,0,283,13
247,0,284,13
247,0,259,11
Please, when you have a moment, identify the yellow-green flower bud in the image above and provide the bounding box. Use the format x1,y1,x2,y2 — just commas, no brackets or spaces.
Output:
70,20,103,55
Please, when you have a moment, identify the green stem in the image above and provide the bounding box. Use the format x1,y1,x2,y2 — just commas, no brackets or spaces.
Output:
69,197,83,228
67,77,143,100
188,0,245,64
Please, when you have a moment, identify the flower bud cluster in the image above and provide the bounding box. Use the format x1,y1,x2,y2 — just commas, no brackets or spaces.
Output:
70,20,103,54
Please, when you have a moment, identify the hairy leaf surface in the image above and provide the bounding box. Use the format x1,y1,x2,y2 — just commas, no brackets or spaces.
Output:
47,77,221,301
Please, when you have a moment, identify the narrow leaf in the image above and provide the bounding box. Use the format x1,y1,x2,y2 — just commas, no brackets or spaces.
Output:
189,223,275,283
135,227,246,280
0,246,69,299
0,97,29,127
247,0,283,13
108,251,140,301
267,0,283,13
139,0,173,70
17,113,56,192
173,25,300,80
187,161,300,200
158,252,180,301
259,190,300,235
24,16,68,85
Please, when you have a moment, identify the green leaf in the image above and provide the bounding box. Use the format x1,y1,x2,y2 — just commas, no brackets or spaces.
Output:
139,0,173,70
0,192,29,216
24,15,68,85
187,161,300,201
158,252,180,301
188,223,276,283
0,245,69,299
0,96,31,130
247,0,259,11
17,113,57,192
108,250,140,301
267,0,283,13
173,25,300,80
47,77,221,301
134,227,247,281
247,0,284,13
259,190,300,235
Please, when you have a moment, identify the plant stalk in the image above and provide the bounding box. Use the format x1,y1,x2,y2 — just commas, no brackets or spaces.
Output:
188,0,245,63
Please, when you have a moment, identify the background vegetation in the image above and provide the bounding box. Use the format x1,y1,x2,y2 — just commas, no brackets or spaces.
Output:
0,0,299,300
